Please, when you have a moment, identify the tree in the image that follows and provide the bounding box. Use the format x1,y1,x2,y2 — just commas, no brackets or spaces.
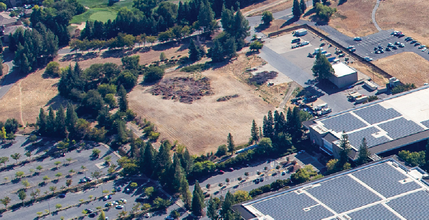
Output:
198,0,215,33
0,156,8,167
191,183,204,216
91,171,102,180
66,179,72,187
233,190,252,203
257,138,273,154
356,138,371,165
188,39,204,61
0,127,6,143
292,0,302,18
98,211,106,220
30,189,40,201
144,66,164,83
0,196,10,208
144,187,154,198
55,105,66,137
315,3,337,22
45,61,61,77
313,0,321,7
300,0,307,14
220,191,234,218
227,133,234,154
55,172,62,179
11,153,21,164
160,52,167,61
25,151,31,160
43,175,50,183
249,41,263,52
18,189,26,203
36,165,43,173
207,197,218,220
49,186,57,193
54,161,62,169
312,50,334,80
55,204,62,210
118,85,128,112
261,11,274,25
92,149,101,158
0,3,6,12
22,179,30,188
251,119,259,144
338,132,351,168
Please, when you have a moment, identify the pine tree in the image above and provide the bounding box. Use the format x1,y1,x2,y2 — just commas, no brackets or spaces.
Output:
313,0,321,7
227,133,234,153
198,0,215,32
55,105,66,138
118,85,128,112
221,5,234,34
143,142,155,176
192,181,204,216
300,0,307,14
251,119,259,144
189,39,202,61
180,177,192,209
153,141,172,179
37,108,47,135
171,153,185,193
220,191,234,218
338,132,350,168
0,40,3,53
312,50,334,80
97,106,112,130
292,0,302,18
207,197,218,220
357,138,371,165
46,106,56,135
66,103,78,138
180,148,193,175
425,139,429,165
232,9,250,50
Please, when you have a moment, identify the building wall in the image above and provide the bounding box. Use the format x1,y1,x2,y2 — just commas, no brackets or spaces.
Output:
329,72,358,88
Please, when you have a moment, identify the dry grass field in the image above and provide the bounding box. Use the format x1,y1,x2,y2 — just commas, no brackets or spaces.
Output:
373,52,429,85
128,55,274,154
328,0,378,37
376,0,429,46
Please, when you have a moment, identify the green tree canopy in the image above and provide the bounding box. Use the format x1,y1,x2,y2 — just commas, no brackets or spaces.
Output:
312,50,334,80
262,11,274,25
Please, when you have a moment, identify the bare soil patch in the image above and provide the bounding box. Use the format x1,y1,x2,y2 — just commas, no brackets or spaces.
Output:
248,0,293,16
249,71,278,85
373,52,429,85
328,0,378,37
128,54,274,154
260,19,289,35
376,0,429,46
150,76,214,104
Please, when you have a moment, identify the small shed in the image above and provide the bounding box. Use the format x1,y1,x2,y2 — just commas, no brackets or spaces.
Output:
329,62,358,88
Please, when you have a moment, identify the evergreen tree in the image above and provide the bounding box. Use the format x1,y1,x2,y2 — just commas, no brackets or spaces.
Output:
357,138,371,165
232,9,249,50
97,106,112,130
118,85,128,112
180,177,192,209
189,39,203,61
425,139,429,165
220,191,234,218
292,0,302,18
251,119,259,144
115,119,128,144
300,0,307,14
313,0,321,7
312,50,334,80
207,197,218,220
221,5,234,34
66,103,78,138
192,181,204,216
170,153,185,193
37,108,47,135
198,0,215,32
180,148,193,175
55,105,66,137
266,111,274,139
227,133,234,153
0,40,3,53
338,132,350,168
143,142,155,176
153,141,172,179
46,106,56,135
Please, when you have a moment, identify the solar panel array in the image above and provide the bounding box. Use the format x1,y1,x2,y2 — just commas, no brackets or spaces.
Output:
321,113,367,133
353,104,402,124
306,175,381,213
378,117,425,139
247,161,429,220
251,191,333,220
347,127,390,148
346,204,401,220
352,163,421,198
421,119,429,128
387,190,429,220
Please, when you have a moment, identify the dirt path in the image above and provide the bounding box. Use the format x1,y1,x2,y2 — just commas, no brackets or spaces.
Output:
243,0,289,16
371,0,382,31
277,81,298,110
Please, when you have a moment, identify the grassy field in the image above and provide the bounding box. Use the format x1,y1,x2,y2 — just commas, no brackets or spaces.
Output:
71,8,118,24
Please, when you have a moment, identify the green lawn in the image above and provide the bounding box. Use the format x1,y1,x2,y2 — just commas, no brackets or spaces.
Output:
70,8,117,24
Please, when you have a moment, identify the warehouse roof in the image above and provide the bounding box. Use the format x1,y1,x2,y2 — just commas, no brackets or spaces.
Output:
331,62,357,77
236,158,429,220
307,86,429,154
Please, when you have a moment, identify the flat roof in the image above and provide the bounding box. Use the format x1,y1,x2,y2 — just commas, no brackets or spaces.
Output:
309,86,429,153
332,62,357,78
238,158,429,220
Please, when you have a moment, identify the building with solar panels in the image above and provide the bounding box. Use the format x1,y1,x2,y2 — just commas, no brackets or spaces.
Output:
234,157,429,220
303,86,429,160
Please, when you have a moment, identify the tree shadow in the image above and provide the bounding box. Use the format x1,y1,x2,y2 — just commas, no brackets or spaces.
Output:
303,8,316,17
60,52,99,62
101,48,140,58
338,0,348,6
1,142,13,149
255,23,270,32
44,94,69,110
281,17,300,28
152,41,181,51
0,68,27,87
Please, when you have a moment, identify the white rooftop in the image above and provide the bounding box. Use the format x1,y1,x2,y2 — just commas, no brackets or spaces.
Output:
332,62,357,77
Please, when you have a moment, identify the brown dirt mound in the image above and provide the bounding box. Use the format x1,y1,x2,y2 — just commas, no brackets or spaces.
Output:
150,77,214,104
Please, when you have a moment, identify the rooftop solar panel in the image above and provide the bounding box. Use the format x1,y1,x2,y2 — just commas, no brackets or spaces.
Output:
421,119,429,128
378,117,425,139
251,191,334,220
353,104,402,124
347,127,390,148
321,113,367,133
306,175,381,213
346,204,401,220
387,190,429,220
352,163,421,198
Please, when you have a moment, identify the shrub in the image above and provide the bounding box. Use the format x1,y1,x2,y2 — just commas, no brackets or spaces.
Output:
180,63,208,72
144,66,164,83
216,145,227,157
44,61,61,77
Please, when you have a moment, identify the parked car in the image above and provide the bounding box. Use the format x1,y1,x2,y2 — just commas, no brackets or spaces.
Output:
120,198,127,203
116,205,124,209
339,53,345,57
347,45,355,50
410,40,417,44
105,202,112,207
398,34,404,38
353,37,362,41
219,170,225,174
85,209,93,214
399,43,405,48
291,38,300,43
58,193,66,198
115,186,121,191
349,48,356,52
364,57,373,61
395,42,400,45
386,47,391,51
103,195,112,201
415,42,421,46
229,167,234,171
281,171,286,176
405,37,412,41
387,42,393,47
300,41,309,46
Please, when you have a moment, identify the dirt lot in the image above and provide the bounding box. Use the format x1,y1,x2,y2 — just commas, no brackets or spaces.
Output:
328,0,378,37
373,52,429,85
128,54,275,154
376,0,429,46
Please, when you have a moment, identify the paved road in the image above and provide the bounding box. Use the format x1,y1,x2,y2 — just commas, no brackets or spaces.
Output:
372,0,382,31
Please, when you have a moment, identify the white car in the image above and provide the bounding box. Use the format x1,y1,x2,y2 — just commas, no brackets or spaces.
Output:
300,41,309,46
115,205,124,209
364,56,373,61
120,198,127,203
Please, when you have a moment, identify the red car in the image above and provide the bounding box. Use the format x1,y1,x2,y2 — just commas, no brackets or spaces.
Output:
229,167,234,171
219,170,225,174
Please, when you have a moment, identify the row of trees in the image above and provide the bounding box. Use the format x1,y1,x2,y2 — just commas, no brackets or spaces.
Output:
292,0,308,18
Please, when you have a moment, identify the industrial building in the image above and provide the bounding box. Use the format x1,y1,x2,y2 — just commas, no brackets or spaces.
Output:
329,62,358,88
235,157,429,220
303,86,429,160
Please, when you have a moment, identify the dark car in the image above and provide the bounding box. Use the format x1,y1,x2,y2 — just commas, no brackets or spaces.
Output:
291,38,300,43
374,47,378,51
411,40,417,44
228,167,234,172
386,47,391,51
58,193,66,198
398,34,404,38
405,37,412,41
392,46,398,50
85,209,93,214
415,43,421,47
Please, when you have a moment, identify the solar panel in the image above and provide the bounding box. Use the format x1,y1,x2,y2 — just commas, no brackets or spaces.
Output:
306,175,381,213
378,117,425,139
352,163,421,198
347,204,401,220
353,104,402,124
321,113,367,133
347,127,390,148
387,190,429,219
251,191,334,220
421,119,429,128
